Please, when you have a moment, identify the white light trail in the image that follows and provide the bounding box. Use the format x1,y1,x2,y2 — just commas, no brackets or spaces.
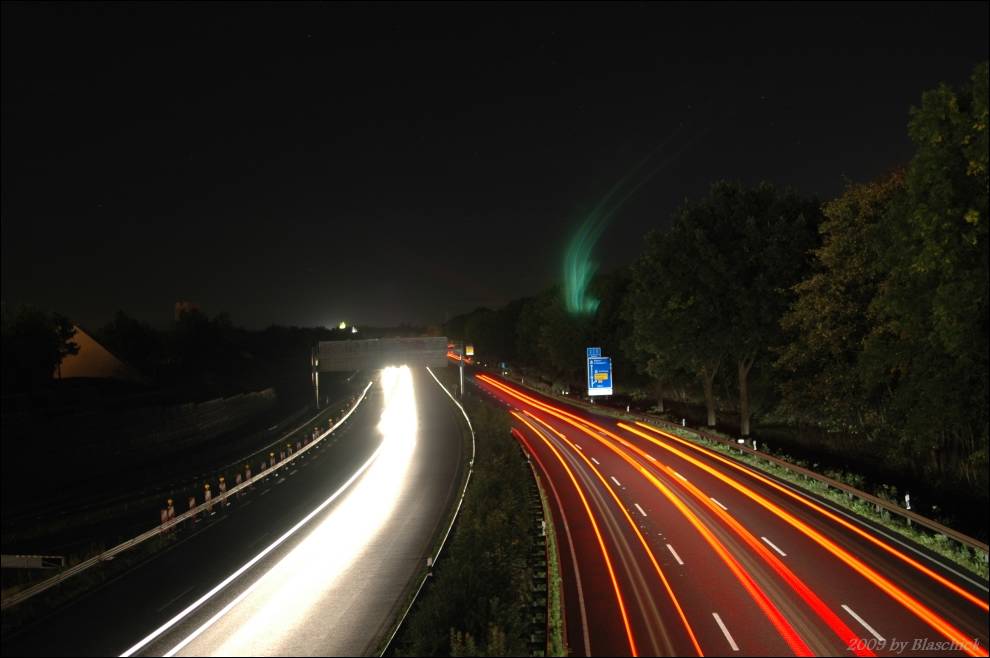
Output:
167,366,418,657
122,367,418,657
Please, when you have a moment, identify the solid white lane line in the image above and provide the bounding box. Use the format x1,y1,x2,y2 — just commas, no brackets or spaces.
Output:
634,503,647,517
842,604,886,642
710,497,728,511
591,457,600,465
672,470,688,482
712,612,739,651
610,476,622,487
761,536,787,557
120,432,384,657
666,543,684,565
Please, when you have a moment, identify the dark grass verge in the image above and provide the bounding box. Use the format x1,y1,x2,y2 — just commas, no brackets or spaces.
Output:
386,380,546,657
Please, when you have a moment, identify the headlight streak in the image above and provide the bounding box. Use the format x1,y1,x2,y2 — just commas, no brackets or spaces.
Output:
512,411,703,657
477,375,812,656
509,412,639,656
120,381,375,658
162,366,418,657
631,420,990,611
121,367,417,657
616,422,988,658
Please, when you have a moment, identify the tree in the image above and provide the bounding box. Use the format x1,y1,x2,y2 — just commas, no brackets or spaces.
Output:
629,182,821,433
777,173,905,432
1,305,79,390
100,310,163,379
512,288,590,385
628,221,728,427
589,269,646,393
536,290,592,385
53,313,80,379
513,296,545,368
699,183,822,436
778,62,988,490
864,61,988,486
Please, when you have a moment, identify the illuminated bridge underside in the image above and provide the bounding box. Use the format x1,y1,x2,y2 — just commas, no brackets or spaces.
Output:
318,337,448,371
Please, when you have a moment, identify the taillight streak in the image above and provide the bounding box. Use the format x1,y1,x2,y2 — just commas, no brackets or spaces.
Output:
645,450,875,656
479,374,812,656
508,417,639,655
515,411,703,657
477,374,985,657
631,420,989,613
617,422,987,658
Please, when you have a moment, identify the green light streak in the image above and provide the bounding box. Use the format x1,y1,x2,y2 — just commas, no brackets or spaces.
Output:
562,123,712,316
563,154,658,316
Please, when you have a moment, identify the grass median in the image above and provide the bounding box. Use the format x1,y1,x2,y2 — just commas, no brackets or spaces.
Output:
389,372,564,656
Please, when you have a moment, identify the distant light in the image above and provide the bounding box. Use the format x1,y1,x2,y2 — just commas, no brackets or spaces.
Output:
339,321,347,330
351,326,358,334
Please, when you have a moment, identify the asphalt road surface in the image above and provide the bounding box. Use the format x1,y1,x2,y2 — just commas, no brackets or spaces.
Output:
476,372,989,658
2,366,465,657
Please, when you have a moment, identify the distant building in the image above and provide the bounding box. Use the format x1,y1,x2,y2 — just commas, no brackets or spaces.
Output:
55,325,143,382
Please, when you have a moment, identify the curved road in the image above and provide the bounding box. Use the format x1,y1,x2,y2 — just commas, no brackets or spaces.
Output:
2,366,465,657
476,372,989,657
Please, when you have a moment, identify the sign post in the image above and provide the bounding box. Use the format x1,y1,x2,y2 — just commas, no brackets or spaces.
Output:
311,346,320,409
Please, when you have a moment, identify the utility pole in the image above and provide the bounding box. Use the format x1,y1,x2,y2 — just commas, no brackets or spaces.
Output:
459,343,465,398
311,345,320,409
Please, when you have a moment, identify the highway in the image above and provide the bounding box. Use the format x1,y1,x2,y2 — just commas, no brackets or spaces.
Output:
1,366,466,657
475,372,989,657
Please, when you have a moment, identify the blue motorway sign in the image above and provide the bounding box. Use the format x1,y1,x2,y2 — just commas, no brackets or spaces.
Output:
586,346,602,358
587,356,613,396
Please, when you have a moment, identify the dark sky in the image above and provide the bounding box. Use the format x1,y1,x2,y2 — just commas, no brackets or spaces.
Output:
2,2,987,330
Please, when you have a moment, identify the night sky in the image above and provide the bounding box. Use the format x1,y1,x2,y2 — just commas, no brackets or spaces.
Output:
2,1,987,330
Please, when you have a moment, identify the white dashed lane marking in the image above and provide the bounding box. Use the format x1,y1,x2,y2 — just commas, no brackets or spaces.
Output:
712,612,739,651
761,536,787,557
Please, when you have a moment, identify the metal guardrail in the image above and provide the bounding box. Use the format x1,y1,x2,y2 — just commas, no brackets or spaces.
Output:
498,371,990,561
2,389,293,534
378,367,476,657
0,381,374,612
643,417,990,555
515,432,558,657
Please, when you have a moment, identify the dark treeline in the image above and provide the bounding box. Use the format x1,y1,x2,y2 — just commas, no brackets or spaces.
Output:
2,304,430,407
446,63,988,503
